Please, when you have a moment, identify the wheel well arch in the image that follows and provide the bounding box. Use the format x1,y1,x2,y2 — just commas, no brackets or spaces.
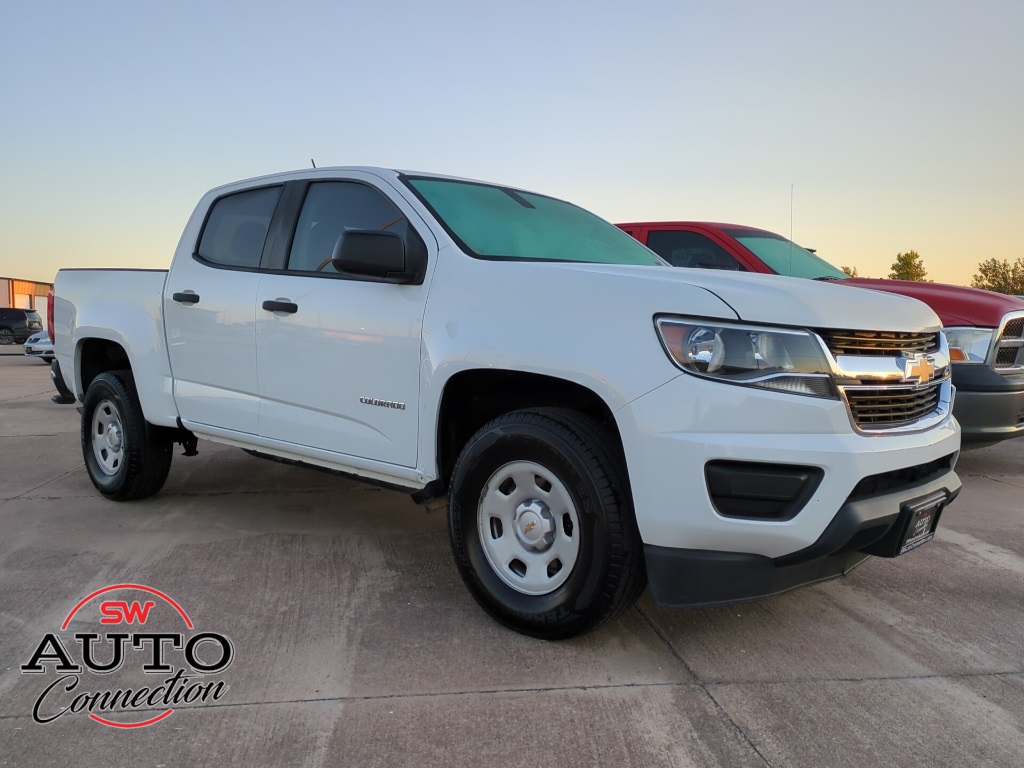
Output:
77,338,132,396
433,369,623,490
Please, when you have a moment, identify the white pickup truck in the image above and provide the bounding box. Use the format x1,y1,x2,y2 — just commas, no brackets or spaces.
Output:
54,167,962,638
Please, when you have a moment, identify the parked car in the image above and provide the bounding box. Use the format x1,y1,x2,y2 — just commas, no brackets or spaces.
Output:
53,168,961,639
23,330,54,361
618,221,1024,446
0,307,44,344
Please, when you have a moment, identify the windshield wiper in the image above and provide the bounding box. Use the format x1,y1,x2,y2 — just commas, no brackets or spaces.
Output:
812,276,845,281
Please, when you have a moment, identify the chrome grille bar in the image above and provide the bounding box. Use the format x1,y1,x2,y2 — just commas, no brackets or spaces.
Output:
817,329,939,356
844,383,942,428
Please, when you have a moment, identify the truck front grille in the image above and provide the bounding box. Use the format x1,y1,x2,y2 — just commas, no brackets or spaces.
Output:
817,329,939,357
1001,318,1023,339
996,346,1022,367
844,383,943,428
994,314,1024,371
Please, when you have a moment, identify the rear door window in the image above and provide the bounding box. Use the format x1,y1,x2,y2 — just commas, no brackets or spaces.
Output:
197,186,283,269
646,230,745,270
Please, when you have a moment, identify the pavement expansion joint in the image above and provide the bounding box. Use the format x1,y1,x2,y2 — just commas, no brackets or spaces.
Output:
0,390,57,404
5,468,81,501
986,476,1024,490
2,669,1021,724
704,669,1024,688
635,604,775,768
0,681,696,722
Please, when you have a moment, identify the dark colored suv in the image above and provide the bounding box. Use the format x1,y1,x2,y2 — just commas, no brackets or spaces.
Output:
0,308,44,344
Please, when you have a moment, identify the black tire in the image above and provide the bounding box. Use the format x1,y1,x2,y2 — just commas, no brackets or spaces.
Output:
0,328,14,345
448,408,646,639
81,370,172,501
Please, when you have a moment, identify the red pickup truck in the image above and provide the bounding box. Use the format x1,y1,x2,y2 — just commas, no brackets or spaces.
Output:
619,221,1024,446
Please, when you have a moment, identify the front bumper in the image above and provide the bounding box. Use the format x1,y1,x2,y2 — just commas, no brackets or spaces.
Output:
951,364,1024,444
953,389,1024,444
617,372,961,558
645,473,960,608
24,345,53,359
617,372,961,607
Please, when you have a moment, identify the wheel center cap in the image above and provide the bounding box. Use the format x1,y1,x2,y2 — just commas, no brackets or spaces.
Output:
106,424,122,451
514,500,556,550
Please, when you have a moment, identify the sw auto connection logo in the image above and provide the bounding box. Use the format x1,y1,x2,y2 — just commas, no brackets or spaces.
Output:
21,583,233,728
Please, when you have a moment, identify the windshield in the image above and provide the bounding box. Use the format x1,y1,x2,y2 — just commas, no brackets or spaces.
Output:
404,176,663,265
723,229,848,280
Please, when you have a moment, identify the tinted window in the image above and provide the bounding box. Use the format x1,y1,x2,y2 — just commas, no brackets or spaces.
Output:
197,186,282,268
646,230,744,271
287,182,421,274
0,309,39,322
405,177,662,265
722,229,847,280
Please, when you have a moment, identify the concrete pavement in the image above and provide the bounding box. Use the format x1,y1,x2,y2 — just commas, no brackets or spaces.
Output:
1,354,1022,767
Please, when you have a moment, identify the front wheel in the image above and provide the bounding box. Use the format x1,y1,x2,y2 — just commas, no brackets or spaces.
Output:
81,371,172,501
448,408,646,639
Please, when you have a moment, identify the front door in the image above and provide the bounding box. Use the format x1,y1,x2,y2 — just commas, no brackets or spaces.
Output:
255,177,432,467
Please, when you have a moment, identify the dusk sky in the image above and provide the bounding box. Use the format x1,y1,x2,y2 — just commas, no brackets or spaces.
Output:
2,0,1021,286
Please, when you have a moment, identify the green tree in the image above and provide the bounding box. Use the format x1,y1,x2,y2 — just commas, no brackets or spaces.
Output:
841,265,859,277
971,257,1024,295
888,250,929,281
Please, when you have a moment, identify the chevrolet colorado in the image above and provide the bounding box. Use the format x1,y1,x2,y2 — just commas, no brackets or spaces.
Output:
54,168,961,638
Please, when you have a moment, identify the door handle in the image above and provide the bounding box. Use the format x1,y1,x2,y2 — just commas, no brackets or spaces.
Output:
262,299,298,314
172,292,200,305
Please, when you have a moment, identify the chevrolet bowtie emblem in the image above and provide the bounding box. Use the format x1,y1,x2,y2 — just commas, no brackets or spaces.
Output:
901,353,936,384
523,521,536,534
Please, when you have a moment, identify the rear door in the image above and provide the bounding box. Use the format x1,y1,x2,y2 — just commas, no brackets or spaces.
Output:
164,184,283,435
254,174,433,467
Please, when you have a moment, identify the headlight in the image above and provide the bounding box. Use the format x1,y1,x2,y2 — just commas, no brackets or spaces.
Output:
655,316,837,398
944,327,993,364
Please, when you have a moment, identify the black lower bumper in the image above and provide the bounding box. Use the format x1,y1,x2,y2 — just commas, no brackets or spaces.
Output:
954,389,1024,444
645,470,961,609
952,366,1024,444
49,359,76,404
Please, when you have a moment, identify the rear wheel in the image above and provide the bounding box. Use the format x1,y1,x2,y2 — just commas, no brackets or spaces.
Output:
81,371,172,500
0,328,14,345
448,408,646,639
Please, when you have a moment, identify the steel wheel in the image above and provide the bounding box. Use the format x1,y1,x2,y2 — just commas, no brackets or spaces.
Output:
91,398,125,476
478,460,581,596
0,328,14,345
80,370,172,500
448,408,646,639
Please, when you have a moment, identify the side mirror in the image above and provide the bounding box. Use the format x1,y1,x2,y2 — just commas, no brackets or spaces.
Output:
332,230,415,283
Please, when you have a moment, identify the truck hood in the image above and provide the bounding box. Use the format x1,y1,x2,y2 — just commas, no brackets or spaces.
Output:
842,278,1024,327
548,264,941,331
